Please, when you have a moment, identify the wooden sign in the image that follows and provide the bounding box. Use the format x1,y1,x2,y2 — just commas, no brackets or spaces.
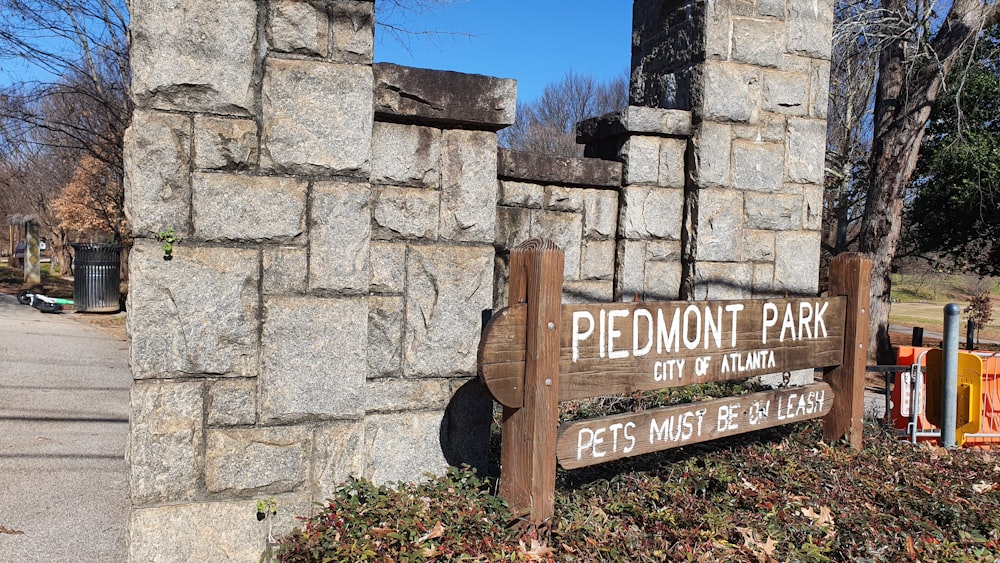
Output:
481,297,846,407
483,238,871,526
556,382,834,469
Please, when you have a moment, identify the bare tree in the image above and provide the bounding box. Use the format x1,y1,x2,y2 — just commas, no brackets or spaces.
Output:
502,71,629,158
824,0,880,265
830,0,1000,361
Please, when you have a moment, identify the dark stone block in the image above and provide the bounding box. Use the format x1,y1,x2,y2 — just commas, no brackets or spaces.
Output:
497,149,622,189
374,63,516,130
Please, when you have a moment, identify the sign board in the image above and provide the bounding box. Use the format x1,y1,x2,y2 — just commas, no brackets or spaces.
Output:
557,382,834,469
481,297,846,406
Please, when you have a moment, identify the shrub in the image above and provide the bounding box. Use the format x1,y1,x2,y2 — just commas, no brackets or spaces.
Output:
277,466,539,562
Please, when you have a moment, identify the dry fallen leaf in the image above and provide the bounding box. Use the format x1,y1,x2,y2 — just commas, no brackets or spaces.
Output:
736,526,778,562
802,505,836,529
421,545,443,557
905,535,917,558
415,521,444,544
972,482,994,494
0,526,24,535
519,538,556,561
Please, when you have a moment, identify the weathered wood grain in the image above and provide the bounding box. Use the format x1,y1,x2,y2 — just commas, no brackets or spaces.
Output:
557,382,834,469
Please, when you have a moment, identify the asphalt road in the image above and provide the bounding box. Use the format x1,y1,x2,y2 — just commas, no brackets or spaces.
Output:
0,293,129,562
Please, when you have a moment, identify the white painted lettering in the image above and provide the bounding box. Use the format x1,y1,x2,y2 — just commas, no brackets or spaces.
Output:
577,428,594,461
599,309,606,359
607,309,629,359
657,308,682,354
683,305,701,350
633,308,654,357
798,302,814,340
623,422,636,453
694,356,711,377
572,311,595,363
592,428,607,458
704,306,723,349
725,304,744,347
814,301,829,338
779,303,796,342
762,303,779,343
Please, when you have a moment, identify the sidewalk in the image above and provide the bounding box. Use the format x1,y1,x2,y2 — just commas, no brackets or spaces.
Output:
0,293,129,562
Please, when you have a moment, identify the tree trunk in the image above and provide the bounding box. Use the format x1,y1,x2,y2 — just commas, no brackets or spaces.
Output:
857,0,1000,364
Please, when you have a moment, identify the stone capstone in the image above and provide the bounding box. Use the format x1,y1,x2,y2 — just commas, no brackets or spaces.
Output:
373,63,517,130
497,149,622,188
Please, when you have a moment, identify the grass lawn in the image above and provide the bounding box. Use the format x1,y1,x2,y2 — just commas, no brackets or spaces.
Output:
890,273,999,344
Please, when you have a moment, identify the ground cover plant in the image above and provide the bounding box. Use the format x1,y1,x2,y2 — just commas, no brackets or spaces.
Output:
278,420,1000,561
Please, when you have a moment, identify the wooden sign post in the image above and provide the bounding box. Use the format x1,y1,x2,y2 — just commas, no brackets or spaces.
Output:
480,240,872,524
498,239,563,524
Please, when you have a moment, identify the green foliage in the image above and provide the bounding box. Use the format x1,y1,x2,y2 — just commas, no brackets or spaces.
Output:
154,228,181,257
909,26,1000,275
275,423,1000,562
277,466,525,562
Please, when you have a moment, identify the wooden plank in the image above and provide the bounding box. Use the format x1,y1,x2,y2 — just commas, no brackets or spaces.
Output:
498,238,563,524
556,382,834,469
481,297,846,404
478,305,527,408
822,253,871,448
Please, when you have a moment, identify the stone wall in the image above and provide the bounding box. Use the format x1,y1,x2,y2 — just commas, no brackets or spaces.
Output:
125,0,833,560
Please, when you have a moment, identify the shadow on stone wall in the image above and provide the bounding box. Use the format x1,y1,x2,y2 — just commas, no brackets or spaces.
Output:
439,378,496,478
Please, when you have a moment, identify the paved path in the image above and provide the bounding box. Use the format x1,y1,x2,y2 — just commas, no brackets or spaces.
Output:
0,293,129,562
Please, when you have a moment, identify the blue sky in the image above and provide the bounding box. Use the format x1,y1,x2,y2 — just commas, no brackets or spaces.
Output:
374,1,633,104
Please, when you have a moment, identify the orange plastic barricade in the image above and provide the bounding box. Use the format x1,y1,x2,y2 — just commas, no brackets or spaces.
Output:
890,346,1000,447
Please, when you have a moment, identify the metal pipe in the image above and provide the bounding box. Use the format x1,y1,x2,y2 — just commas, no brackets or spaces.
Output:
941,304,961,448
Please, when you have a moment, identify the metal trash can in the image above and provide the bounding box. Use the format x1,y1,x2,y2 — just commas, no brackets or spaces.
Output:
72,243,121,313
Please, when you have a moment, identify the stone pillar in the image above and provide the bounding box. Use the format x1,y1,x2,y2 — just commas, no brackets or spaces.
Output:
369,63,515,483
578,107,692,301
125,1,375,561
23,220,41,286
631,0,832,300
